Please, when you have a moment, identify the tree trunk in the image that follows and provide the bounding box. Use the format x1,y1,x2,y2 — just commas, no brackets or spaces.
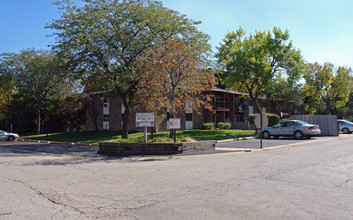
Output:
249,94,262,114
93,118,99,131
122,104,130,139
169,112,175,139
254,98,262,113
36,100,42,135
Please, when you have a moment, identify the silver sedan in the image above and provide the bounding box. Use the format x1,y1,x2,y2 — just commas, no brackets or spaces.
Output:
0,130,20,141
338,119,353,134
261,120,321,139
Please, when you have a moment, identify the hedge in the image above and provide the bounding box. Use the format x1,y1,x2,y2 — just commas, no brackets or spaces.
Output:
248,113,280,127
217,122,231,129
202,123,215,130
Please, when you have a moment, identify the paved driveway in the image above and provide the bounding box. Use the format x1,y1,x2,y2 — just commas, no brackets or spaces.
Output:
216,135,345,150
0,141,99,157
1,135,353,219
1,135,350,158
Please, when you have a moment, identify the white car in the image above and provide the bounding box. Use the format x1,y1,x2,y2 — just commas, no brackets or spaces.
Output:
261,120,321,139
338,119,353,134
0,129,20,141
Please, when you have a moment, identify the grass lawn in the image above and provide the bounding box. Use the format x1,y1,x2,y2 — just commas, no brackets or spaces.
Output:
22,129,256,145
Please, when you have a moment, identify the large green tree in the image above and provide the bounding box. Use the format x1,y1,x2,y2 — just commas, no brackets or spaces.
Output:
0,63,16,129
1,49,66,134
216,27,304,113
303,62,352,114
270,73,304,115
48,0,210,138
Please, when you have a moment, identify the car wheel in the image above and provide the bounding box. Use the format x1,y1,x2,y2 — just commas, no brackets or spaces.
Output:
8,136,15,141
343,128,350,134
262,131,270,139
294,131,303,139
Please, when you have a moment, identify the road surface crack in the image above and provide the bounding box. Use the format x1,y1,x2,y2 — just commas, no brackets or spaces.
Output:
10,179,87,217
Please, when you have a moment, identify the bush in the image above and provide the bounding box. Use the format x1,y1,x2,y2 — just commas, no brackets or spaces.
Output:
202,123,215,130
217,122,231,129
266,113,280,126
248,113,280,127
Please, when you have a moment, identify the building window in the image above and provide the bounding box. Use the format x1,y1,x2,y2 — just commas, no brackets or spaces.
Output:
103,115,109,122
235,115,240,122
185,113,192,121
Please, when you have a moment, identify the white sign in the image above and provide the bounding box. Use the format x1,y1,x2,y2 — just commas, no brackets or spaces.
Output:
255,113,269,128
169,118,181,129
136,113,154,127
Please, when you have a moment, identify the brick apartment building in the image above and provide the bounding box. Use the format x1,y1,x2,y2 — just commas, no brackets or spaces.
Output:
84,87,270,131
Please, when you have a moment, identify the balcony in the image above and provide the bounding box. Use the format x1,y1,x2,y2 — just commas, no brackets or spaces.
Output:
235,105,248,113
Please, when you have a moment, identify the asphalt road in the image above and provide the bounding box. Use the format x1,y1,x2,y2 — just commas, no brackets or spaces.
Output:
0,135,353,219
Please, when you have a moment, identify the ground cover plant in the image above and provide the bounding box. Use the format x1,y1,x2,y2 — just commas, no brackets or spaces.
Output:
22,129,255,145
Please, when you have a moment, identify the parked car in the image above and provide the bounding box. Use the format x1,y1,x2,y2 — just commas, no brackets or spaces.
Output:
261,120,321,139
0,129,20,141
338,119,353,134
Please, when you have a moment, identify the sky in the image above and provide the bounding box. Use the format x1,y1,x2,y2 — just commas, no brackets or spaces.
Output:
1,0,353,68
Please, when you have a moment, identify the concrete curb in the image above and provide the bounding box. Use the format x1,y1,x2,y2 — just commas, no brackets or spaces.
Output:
19,138,98,146
252,135,349,152
216,136,256,143
237,136,256,140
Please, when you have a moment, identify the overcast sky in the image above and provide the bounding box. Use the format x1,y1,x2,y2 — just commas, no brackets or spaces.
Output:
1,0,353,68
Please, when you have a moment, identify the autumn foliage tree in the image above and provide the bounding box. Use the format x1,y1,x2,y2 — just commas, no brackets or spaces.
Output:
138,39,213,137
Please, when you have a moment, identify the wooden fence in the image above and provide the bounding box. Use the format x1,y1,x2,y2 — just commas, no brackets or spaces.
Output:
291,115,338,136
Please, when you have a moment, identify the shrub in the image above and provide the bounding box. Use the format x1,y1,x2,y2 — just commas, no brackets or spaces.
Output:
217,122,231,129
202,123,215,130
266,113,280,126
217,122,224,129
223,123,231,129
248,113,280,127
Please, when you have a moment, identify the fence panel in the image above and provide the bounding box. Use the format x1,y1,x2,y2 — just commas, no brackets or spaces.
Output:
291,115,338,136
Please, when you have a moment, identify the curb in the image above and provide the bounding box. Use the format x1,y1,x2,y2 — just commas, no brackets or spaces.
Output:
216,136,256,143
19,139,98,146
216,138,236,143
254,135,348,152
237,136,256,140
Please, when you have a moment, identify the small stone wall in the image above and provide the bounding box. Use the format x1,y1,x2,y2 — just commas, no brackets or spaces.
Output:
98,141,215,156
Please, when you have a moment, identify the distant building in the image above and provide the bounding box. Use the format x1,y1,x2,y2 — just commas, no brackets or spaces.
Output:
84,86,271,131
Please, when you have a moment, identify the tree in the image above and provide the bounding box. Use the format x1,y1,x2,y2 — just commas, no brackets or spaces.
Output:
303,62,353,114
270,73,304,115
0,64,15,128
1,49,66,134
216,27,304,113
47,0,210,138
138,39,213,137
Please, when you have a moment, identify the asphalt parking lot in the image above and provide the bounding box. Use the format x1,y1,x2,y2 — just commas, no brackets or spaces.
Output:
0,140,99,157
1,134,351,158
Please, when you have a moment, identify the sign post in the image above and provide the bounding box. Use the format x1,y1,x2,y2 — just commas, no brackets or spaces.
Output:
255,113,269,149
136,113,155,143
169,118,180,143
